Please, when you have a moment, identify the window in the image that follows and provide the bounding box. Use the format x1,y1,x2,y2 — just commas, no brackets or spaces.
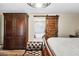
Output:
34,17,46,39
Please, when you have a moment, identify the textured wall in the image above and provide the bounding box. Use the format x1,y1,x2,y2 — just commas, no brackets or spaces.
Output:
0,13,4,44
0,15,1,44
58,14,79,37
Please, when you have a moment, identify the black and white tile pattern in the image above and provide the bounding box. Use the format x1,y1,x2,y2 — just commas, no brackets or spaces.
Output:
24,41,43,56
26,41,43,51
24,51,42,56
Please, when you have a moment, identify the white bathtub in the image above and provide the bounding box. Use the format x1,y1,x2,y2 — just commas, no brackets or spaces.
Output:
47,37,79,56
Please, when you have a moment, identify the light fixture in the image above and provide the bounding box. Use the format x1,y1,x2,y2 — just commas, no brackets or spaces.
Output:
27,3,51,8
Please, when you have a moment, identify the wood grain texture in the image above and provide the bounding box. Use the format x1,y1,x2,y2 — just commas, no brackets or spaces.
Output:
3,13,28,50
45,16,59,39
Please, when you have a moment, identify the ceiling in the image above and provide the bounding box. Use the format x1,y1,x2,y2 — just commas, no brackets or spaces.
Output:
0,3,79,14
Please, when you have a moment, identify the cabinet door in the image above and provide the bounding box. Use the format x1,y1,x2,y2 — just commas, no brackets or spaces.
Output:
4,13,15,49
4,37,15,49
4,13,14,37
14,13,28,49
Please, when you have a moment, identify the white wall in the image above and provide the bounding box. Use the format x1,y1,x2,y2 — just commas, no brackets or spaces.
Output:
28,14,35,41
58,14,79,37
0,13,4,44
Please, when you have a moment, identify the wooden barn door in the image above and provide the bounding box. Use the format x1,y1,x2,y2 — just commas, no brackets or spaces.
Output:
45,15,59,39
